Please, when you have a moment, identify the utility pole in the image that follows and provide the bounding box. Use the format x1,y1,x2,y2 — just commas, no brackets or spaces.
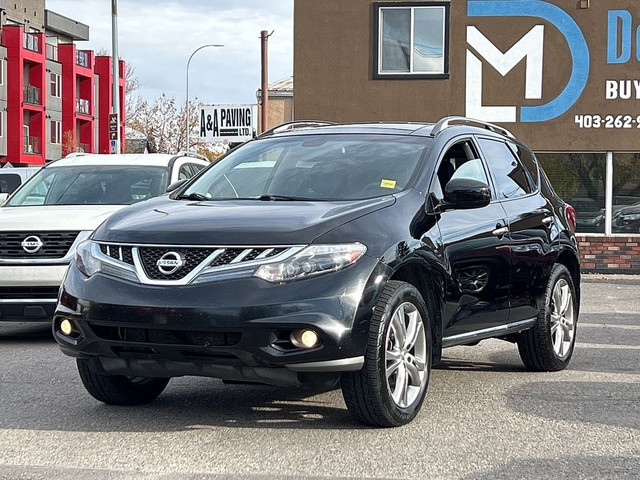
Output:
260,30,270,133
111,0,121,154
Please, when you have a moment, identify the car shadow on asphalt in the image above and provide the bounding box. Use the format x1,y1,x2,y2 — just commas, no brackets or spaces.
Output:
502,379,640,430
0,323,53,342
1,372,376,431
464,455,640,479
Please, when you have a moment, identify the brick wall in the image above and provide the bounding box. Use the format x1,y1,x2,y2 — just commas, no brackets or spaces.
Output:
577,235,640,273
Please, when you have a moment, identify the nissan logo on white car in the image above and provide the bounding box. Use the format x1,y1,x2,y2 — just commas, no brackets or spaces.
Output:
156,252,185,275
21,235,44,254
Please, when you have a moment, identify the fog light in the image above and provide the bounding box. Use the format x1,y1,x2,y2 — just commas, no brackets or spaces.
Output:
60,319,74,336
290,329,320,349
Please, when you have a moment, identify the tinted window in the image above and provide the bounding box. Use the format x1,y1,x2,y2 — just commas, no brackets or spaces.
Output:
178,165,192,181
8,166,169,206
0,174,21,194
479,138,532,199
435,140,488,197
508,143,539,190
183,135,430,201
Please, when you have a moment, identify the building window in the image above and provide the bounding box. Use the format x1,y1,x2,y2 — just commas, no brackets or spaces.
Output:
536,153,606,234
0,112,3,137
50,120,62,144
50,73,61,98
374,2,449,79
612,153,640,234
0,60,3,86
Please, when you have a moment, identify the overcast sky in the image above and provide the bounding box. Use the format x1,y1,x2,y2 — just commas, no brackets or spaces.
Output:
47,0,294,106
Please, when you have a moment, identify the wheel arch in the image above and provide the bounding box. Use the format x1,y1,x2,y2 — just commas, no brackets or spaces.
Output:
555,248,581,305
388,260,444,365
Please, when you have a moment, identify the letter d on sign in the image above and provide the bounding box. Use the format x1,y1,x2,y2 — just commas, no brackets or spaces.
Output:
608,10,632,64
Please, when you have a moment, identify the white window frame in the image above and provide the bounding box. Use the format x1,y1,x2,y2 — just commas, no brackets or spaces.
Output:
0,60,4,86
50,120,62,145
0,111,3,138
375,2,450,79
50,72,61,98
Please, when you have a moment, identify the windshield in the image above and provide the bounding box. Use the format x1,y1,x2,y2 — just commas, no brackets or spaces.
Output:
8,165,169,206
180,134,429,201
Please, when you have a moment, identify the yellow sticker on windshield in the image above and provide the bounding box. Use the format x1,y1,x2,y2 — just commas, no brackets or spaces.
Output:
380,179,397,189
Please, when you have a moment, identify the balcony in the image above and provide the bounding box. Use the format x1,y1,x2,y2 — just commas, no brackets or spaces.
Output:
23,33,41,53
46,44,59,62
76,50,90,68
24,137,41,155
76,98,90,115
23,85,41,105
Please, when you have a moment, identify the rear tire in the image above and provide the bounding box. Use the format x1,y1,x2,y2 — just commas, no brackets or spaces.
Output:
342,281,432,427
77,359,169,405
517,264,578,372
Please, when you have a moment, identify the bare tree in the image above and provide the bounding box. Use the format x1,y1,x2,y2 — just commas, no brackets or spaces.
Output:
127,94,227,159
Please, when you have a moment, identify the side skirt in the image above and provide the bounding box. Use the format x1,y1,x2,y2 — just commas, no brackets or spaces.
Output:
442,318,537,348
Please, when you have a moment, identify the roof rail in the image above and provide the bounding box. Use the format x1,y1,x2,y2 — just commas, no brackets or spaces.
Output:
257,120,336,139
173,151,209,162
431,116,515,139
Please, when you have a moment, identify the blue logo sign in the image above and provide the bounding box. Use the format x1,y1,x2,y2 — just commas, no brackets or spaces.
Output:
467,0,590,123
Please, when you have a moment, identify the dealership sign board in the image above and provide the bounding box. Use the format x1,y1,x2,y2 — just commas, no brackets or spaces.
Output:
462,0,640,149
293,0,640,151
199,105,255,142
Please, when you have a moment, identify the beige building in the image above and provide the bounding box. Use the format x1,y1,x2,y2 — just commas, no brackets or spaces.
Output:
257,76,294,133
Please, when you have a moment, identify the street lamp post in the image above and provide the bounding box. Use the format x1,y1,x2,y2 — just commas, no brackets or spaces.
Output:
185,44,223,152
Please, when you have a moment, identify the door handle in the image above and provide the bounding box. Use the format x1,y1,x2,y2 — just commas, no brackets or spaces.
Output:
542,216,554,226
492,226,509,237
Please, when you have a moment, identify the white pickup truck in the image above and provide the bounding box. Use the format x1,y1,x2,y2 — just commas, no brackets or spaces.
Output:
0,153,209,322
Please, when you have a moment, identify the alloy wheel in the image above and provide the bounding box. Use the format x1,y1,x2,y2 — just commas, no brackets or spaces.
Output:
550,279,575,358
384,302,428,408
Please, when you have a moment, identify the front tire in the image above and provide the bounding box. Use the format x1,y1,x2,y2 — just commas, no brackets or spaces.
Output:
77,359,170,405
342,280,432,427
517,264,578,372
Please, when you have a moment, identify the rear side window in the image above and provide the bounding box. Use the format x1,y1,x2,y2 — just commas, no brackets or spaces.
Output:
508,143,539,191
478,138,532,200
0,174,21,194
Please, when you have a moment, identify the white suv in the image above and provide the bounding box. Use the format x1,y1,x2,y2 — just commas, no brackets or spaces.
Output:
0,153,209,323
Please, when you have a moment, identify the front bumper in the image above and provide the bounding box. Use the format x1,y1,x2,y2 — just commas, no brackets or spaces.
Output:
0,264,68,322
54,256,389,386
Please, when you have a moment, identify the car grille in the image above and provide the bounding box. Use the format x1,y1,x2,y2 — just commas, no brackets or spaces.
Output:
0,232,80,259
99,244,135,265
97,243,292,282
209,247,285,267
88,324,242,347
138,247,218,280
0,286,59,299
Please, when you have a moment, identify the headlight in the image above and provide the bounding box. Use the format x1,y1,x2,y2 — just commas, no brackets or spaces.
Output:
75,240,102,277
621,213,640,221
254,243,367,283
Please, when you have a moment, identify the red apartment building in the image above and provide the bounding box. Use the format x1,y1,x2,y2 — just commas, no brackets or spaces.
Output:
0,1,125,166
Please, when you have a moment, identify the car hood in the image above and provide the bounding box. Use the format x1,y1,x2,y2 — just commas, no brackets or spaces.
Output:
0,205,125,232
617,204,640,215
94,195,396,245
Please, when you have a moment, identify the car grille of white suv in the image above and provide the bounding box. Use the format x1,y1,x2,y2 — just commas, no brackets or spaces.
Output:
0,232,80,259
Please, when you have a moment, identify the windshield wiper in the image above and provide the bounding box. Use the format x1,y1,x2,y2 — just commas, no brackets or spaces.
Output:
177,192,209,201
258,195,312,201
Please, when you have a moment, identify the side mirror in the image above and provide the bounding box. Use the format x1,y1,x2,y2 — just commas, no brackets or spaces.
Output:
0,193,8,205
166,179,188,193
443,178,491,209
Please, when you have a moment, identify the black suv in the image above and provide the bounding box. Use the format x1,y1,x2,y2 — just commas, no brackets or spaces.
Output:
54,118,580,427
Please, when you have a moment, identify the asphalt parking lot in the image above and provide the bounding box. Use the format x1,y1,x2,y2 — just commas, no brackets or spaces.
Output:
0,275,638,480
